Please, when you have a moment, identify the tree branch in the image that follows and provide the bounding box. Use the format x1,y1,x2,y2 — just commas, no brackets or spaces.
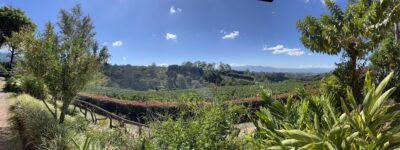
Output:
41,98,57,119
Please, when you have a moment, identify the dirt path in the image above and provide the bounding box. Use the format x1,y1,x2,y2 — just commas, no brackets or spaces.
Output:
0,77,21,150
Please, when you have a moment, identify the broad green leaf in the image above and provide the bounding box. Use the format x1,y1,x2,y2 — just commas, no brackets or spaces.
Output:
299,142,325,150
374,72,394,97
281,139,304,146
314,113,320,134
277,130,321,143
346,87,358,112
346,132,359,142
370,87,396,116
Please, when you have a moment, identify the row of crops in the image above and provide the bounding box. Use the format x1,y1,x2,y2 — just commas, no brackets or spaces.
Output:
84,80,318,102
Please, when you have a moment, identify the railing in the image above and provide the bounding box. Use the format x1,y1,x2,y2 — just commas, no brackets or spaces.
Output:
72,99,149,136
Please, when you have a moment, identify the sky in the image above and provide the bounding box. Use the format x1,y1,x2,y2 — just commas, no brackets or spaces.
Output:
0,0,347,68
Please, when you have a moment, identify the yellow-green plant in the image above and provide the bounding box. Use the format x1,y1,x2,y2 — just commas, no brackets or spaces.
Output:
254,72,400,149
71,137,102,150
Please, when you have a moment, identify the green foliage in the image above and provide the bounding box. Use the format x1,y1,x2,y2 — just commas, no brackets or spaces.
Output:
9,94,144,149
0,63,9,76
71,137,101,150
297,0,400,101
9,94,71,149
0,6,35,46
370,33,400,101
5,74,48,100
85,80,315,102
19,5,109,123
320,74,346,106
253,72,400,149
146,103,246,149
103,61,317,91
0,6,35,68
5,75,23,93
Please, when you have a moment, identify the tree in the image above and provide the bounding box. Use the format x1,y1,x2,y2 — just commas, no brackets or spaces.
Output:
0,6,35,69
370,33,400,101
296,0,400,102
20,5,109,123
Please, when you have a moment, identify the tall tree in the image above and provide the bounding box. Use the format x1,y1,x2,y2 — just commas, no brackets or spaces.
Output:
296,0,400,102
0,6,35,68
21,5,109,123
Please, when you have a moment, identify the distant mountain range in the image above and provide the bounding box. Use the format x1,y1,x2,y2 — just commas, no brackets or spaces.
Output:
232,65,333,73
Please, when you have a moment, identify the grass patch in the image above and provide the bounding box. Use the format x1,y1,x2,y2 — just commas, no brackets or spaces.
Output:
8,94,144,149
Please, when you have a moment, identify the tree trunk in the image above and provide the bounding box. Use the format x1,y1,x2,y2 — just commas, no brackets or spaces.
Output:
348,52,362,103
59,99,71,124
9,46,15,70
395,23,398,41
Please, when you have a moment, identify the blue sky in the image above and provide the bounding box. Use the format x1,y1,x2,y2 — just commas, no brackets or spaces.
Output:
1,0,346,68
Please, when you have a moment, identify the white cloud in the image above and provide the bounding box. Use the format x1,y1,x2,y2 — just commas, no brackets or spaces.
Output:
305,0,310,3
271,11,276,14
165,33,177,41
263,44,305,56
170,6,182,15
308,52,313,56
112,41,123,47
221,31,240,40
122,57,127,60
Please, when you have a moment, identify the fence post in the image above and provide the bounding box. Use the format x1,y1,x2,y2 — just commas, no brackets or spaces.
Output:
139,126,142,137
109,116,113,128
84,108,87,118
73,105,76,114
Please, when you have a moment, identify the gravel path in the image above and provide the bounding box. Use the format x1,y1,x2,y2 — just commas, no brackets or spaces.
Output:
0,77,21,150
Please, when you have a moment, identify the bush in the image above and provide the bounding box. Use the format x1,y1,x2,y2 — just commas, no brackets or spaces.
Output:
6,74,48,100
145,103,247,149
253,72,400,149
9,94,144,149
320,74,345,106
5,75,24,93
0,63,9,77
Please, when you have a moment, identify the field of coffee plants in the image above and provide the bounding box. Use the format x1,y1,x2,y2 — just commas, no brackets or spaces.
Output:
84,80,318,102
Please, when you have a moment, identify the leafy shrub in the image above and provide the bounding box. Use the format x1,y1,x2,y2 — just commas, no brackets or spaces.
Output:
370,34,400,102
320,74,345,106
6,74,48,100
146,103,247,149
84,127,141,149
9,94,139,149
0,63,9,76
9,94,71,149
85,80,312,102
5,75,24,93
253,72,400,149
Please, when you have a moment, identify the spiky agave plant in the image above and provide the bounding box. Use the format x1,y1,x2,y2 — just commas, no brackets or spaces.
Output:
253,72,400,149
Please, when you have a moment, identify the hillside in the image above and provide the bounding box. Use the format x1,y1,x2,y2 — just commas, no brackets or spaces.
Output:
232,65,333,73
102,61,323,91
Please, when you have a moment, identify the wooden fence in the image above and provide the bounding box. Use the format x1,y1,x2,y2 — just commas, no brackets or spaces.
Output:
72,99,149,136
